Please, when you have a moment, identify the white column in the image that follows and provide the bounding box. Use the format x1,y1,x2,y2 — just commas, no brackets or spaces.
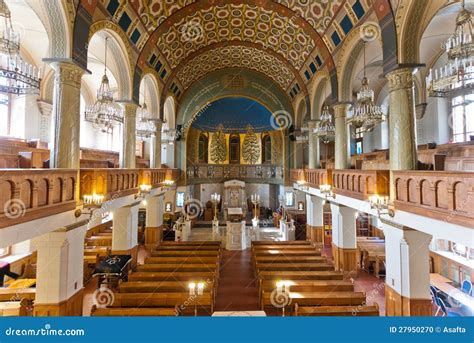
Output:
150,120,163,168
308,120,320,168
311,196,325,227
112,203,140,268
382,222,432,316
33,221,87,316
305,194,314,227
46,60,85,169
333,103,351,170
330,203,357,273
119,102,138,169
145,195,164,249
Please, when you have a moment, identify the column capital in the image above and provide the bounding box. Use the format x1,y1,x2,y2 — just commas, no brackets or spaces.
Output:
47,59,87,88
119,101,139,117
386,67,417,92
307,120,318,130
332,102,352,118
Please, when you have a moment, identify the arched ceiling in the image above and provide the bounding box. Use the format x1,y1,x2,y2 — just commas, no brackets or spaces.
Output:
88,0,390,102
175,44,296,91
112,0,344,97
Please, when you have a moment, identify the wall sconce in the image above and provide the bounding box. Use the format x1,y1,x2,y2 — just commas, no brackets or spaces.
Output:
135,184,152,199
319,184,335,199
296,180,308,191
163,180,175,186
75,194,105,218
188,281,205,317
369,195,395,218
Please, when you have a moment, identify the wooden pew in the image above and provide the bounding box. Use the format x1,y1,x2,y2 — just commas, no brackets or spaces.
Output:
258,271,344,281
161,241,221,246
119,281,215,293
261,291,366,310
156,245,221,251
110,292,214,313
128,271,216,282
255,263,334,272
145,257,218,265
0,288,36,302
254,256,327,264
258,280,355,304
137,264,218,273
254,250,322,257
252,245,317,250
151,250,219,257
294,303,379,316
252,241,312,246
0,301,27,316
85,236,112,246
91,307,177,316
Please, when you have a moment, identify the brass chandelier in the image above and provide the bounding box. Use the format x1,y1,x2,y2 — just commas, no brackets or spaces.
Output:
426,0,473,98
84,36,123,132
0,0,40,95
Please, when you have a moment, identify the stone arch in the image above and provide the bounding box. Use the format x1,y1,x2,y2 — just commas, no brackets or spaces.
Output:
88,22,134,101
397,0,453,64
163,96,176,131
295,97,308,130
23,0,71,58
310,72,331,120
139,73,161,119
336,22,384,102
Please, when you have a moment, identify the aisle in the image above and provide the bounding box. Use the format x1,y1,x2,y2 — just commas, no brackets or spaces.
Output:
214,250,260,311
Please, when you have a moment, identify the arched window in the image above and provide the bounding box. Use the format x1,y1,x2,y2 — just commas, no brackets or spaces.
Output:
262,134,272,163
452,94,474,143
229,134,240,164
198,133,208,163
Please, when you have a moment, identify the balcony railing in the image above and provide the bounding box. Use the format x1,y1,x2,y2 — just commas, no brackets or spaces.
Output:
186,164,283,184
0,169,77,228
332,170,389,200
291,169,332,189
80,168,181,200
393,171,474,228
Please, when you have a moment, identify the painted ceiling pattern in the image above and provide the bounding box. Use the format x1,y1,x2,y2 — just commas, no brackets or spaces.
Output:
133,0,195,32
176,45,295,90
155,3,315,70
275,0,344,35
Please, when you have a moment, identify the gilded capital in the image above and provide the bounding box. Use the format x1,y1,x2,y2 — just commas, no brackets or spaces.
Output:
121,102,139,118
50,61,84,89
332,102,351,119
387,67,415,92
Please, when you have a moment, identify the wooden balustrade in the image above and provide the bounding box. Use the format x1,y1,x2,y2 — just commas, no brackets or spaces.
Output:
187,164,283,184
0,169,77,228
393,171,474,228
332,170,389,200
290,169,331,189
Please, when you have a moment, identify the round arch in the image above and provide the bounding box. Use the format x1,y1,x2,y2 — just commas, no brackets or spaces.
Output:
139,73,161,119
336,23,383,102
87,25,133,101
